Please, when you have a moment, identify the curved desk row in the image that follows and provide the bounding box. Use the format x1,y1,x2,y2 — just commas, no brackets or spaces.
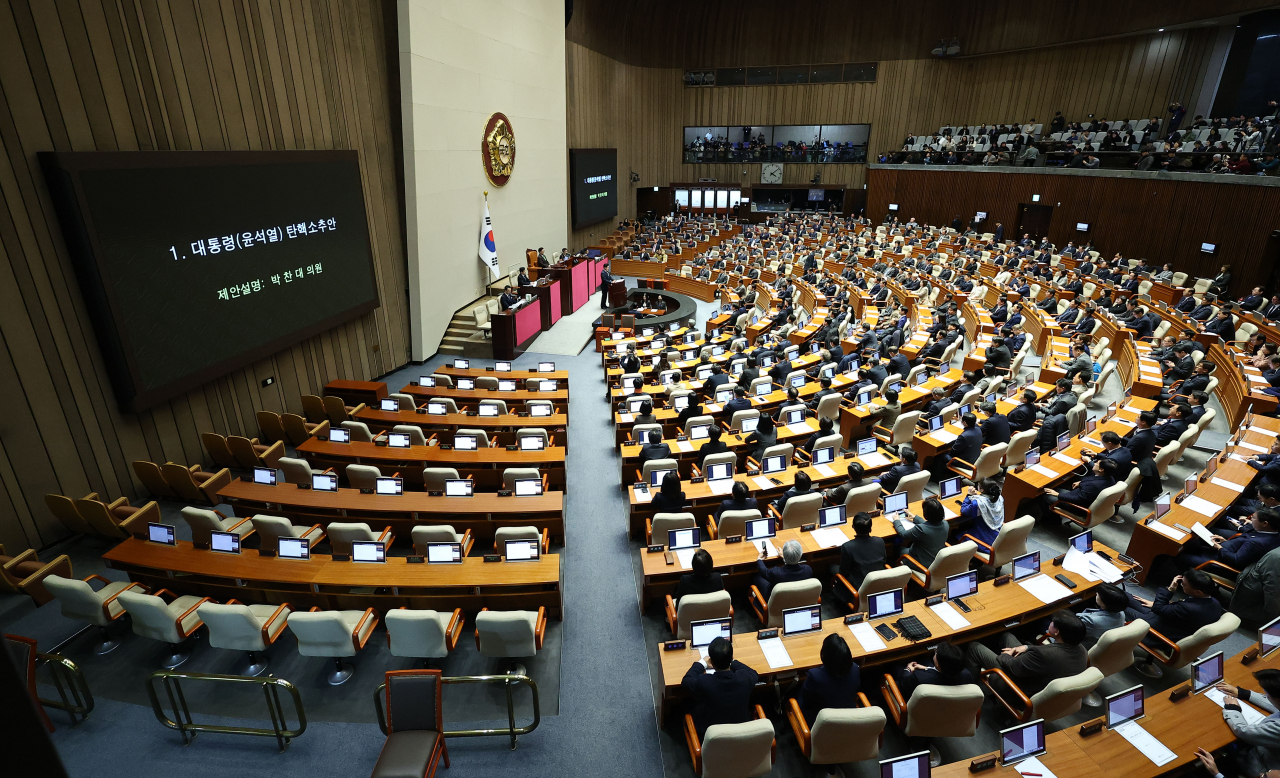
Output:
295,438,566,491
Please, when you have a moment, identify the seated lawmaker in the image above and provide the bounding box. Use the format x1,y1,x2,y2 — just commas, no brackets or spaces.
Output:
1150,508,1280,587
1126,569,1224,652
682,637,759,738
1078,584,1128,647
965,609,1088,696
672,548,725,604
714,480,758,522
895,642,974,701
834,511,887,595
651,472,687,514
499,285,520,310
894,497,949,569
754,538,813,597
792,634,861,729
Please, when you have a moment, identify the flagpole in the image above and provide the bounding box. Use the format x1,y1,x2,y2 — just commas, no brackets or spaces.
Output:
482,191,489,298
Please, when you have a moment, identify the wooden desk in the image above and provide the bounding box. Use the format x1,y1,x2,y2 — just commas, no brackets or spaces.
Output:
295,438,566,491
324,380,388,406
435,367,569,382
353,407,567,441
656,543,1130,722
104,537,564,619
404,384,568,411
935,734,1103,778
217,480,566,543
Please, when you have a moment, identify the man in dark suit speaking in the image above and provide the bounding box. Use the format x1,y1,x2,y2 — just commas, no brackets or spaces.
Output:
600,262,616,309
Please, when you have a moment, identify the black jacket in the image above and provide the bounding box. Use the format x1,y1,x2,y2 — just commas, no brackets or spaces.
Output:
837,536,887,592
1008,401,1038,433
949,427,985,466
981,414,1012,445
1123,427,1157,461
682,660,760,737
672,571,725,602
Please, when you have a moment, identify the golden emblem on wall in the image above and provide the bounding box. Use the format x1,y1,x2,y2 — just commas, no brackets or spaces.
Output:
482,112,516,186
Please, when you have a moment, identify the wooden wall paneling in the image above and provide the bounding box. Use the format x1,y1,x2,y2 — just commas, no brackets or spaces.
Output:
0,0,407,552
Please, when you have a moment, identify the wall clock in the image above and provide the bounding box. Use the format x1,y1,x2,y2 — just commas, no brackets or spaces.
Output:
760,163,783,184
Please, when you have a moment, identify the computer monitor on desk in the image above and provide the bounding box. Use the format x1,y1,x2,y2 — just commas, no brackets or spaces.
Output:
668,528,700,551
444,479,473,497
352,541,386,563
999,719,1046,766
884,491,908,518
278,537,310,560
939,477,961,499
867,588,904,621
329,427,352,443
880,751,930,778
689,618,732,649
1012,551,1040,581
1106,685,1145,728
782,604,822,637
1069,530,1093,553
1193,651,1224,693
425,542,462,564
514,478,543,496
818,505,846,527
761,455,787,475
505,539,540,561
946,570,978,601
210,531,240,554
253,467,276,485
1261,616,1280,657
375,477,403,496
148,523,176,545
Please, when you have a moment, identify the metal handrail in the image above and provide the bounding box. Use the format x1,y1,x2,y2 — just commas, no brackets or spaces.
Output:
36,651,94,726
145,670,306,752
374,674,540,750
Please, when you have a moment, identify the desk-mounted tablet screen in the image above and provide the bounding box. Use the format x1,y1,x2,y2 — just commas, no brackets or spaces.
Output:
419,376,436,387
375,477,403,496
41,150,378,412
762,455,787,474
530,404,552,417
1069,530,1093,553
1012,551,1040,581
690,424,711,440
514,478,543,496
690,617,732,648
745,518,775,540
1262,616,1280,657
426,542,462,564
755,383,771,396
1193,651,1223,692
857,438,877,456
939,477,961,499
879,751,928,778
740,417,759,432
453,358,470,369
380,399,398,411
883,491,908,515
495,361,512,372
329,427,351,443
539,380,557,392
426,402,447,415
278,537,310,559
813,446,835,465
498,379,517,391
706,463,734,481
312,473,338,492
456,377,475,390
520,436,545,451
387,433,411,448
650,468,676,487
505,539,540,561
455,435,478,451
668,527,700,550
868,588,904,620
999,719,1046,765
148,523,176,545
479,404,500,417
783,604,822,636
947,570,978,599
351,541,385,563
818,505,846,527
210,530,240,554
253,467,277,485
539,362,555,372
444,479,473,497
1105,685,1144,727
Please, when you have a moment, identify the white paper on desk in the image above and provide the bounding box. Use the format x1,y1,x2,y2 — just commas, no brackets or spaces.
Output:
1052,452,1083,468
1018,574,1074,604
943,505,959,520
1029,463,1060,478
1239,440,1268,453
619,413,634,423
708,478,736,496
813,463,837,478
1086,552,1124,583
1250,425,1272,435
675,548,697,569
933,430,958,444
1122,404,1144,414
1014,756,1058,778
811,527,848,549
848,622,886,651
1112,720,1177,766
1210,477,1247,492
675,441,694,453
1147,522,1188,541
756,539,778,558
758,637,794,670
752,476,776,490
860,452,890,468
1181,494,1219,517
1063,547,1101,582
1230,454,1254,463
1191,522,1217,546
785,423,813,436
704,403,722,413
930,601,971,629
633,488,653,503
1204,688,1269,725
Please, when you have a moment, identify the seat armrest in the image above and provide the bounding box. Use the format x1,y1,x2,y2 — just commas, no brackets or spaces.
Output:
83,573,114,589
304,525,326,547
961,533,994,556
349,403,368,417
980,667,1034,721
460,529,475,556
261,603,293,645
474,607,489,649
785,697,811,757
880,673,907,727
226,515,255,536
748,585,768,622
794,449,811,463
684,714,703,776
175,597,214,639
706,517,719,541
377,528,395,548
645,518,653,546
767,504,781,521
351,607,379,651
857,691,872,708
119,501,162,538
665,595,678,635
2,548,37,570
200,468,233,504
445,608,464,651
260,440,285,468
107,496,129,510
947,457,976,478
540,529,550,555
1136,627,1180,665
900,553,927,575
101,581,147,621
834,574,858,611
534,606,547,649
1051,502,1092,526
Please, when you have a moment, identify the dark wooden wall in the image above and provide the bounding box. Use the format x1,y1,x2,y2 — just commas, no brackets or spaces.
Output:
868,166,1280,294
0,0,406,552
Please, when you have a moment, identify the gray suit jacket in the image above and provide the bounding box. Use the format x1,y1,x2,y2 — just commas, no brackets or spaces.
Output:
1225,691,1280,776
893,516,948,568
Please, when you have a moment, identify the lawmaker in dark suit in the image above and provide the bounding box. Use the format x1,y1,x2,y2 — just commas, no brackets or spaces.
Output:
699,427,731,458
1122,412,1159,461
714,480,759,522
896,642,975,701
894,497,949,568
1008,391,1039,433
965,609,1089,696
682,637,759,738
1045,458,1118,511
1126,569,1224,650
651,472,686,514
1203,312,1236,340
834,512,887,594
672,548,725,603
793,634,862,726
638,430,671,464
753,538,813,597
1153,406,1190,448
599,263,616,309
499,286,520,311
1160,508,1280,584
980,405,1012,445
877,448,920,494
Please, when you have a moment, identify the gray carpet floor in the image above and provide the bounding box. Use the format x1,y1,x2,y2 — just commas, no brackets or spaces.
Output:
24,280,1260,778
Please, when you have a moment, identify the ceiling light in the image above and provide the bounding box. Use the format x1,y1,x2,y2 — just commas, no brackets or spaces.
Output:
1158,28,1165,31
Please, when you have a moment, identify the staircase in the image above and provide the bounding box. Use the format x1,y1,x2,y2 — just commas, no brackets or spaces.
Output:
438,295,498,357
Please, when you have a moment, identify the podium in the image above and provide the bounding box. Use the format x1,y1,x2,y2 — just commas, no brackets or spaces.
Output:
607,279,627,308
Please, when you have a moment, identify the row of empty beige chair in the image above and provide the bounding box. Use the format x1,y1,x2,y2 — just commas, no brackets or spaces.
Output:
44,492,162,539
256,410,330,445
40,573,547,684
0,543,72,606
131,460,230,504
201,432,284,471
301,395,367,426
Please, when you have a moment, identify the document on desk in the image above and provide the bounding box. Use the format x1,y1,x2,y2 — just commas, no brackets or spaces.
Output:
1204,688,1268,725
675,548,696,569
708,478,736,496
1052,452,1083,468
932,430,958,444
704,403,722,413
1146,522,1188,541
1180,494,1219,517
633,488,653,503
758,637,794,670
1029,463,1061,478
619,413,635,423
810,527,848,549
1249,425,1273,435
1239,440,1268,453
813,463,837,478
1210,477,1247,492
1063,548,1123,583
785,423,813,436
1014,756,1058,778
1018,574,1074,604
1113,417,1137,427
859,452,891,468
943,505,958,520
848,622,887,652
1112,720,1177,766
1230,453,1254,463
752,476,776,491
1191,522,1217,546
930,601,971,629
675,441,694,453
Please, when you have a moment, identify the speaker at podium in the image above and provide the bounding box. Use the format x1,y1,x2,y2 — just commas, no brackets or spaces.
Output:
607,279,627,308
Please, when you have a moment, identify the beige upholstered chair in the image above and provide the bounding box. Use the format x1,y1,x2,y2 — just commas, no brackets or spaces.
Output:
665,590,733,638
835,565,911,613
340,420,375,442
326,522,394,556
385,608,464,664
411,525,474,557
474,607,546,675
278,456,316,486
287,607,379,684
948,443,1008,483
1053,480,1128,529
345,464,384,490
391,424,428,446
422,468,460,491
749,578,822,627
786,702,885,769
117,589,211,668
390,392,418,411
904,541,977,592
43,574,147,653
881,679,984,766
843,482,882,515
1084,619,1150,705
770,492,822,530
964,516,1034,571
890,470,931,504
873,411,921,447
250,514,324,552
180,506,255,548
494,526,548,555
648,513,697,546
1136,612,1241,678
712,509,761,539
982,666,1104,723
197,601,293,676
685,707,775,778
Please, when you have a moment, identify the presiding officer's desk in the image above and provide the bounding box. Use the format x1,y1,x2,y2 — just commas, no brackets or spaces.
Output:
217,480,566,544
656,543,1132,722
294,438,567,491
103,537,564,619
1125,414,1280,583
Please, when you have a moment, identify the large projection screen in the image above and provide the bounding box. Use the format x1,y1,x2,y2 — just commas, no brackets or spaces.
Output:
569,148,618,229
41,150,379,412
